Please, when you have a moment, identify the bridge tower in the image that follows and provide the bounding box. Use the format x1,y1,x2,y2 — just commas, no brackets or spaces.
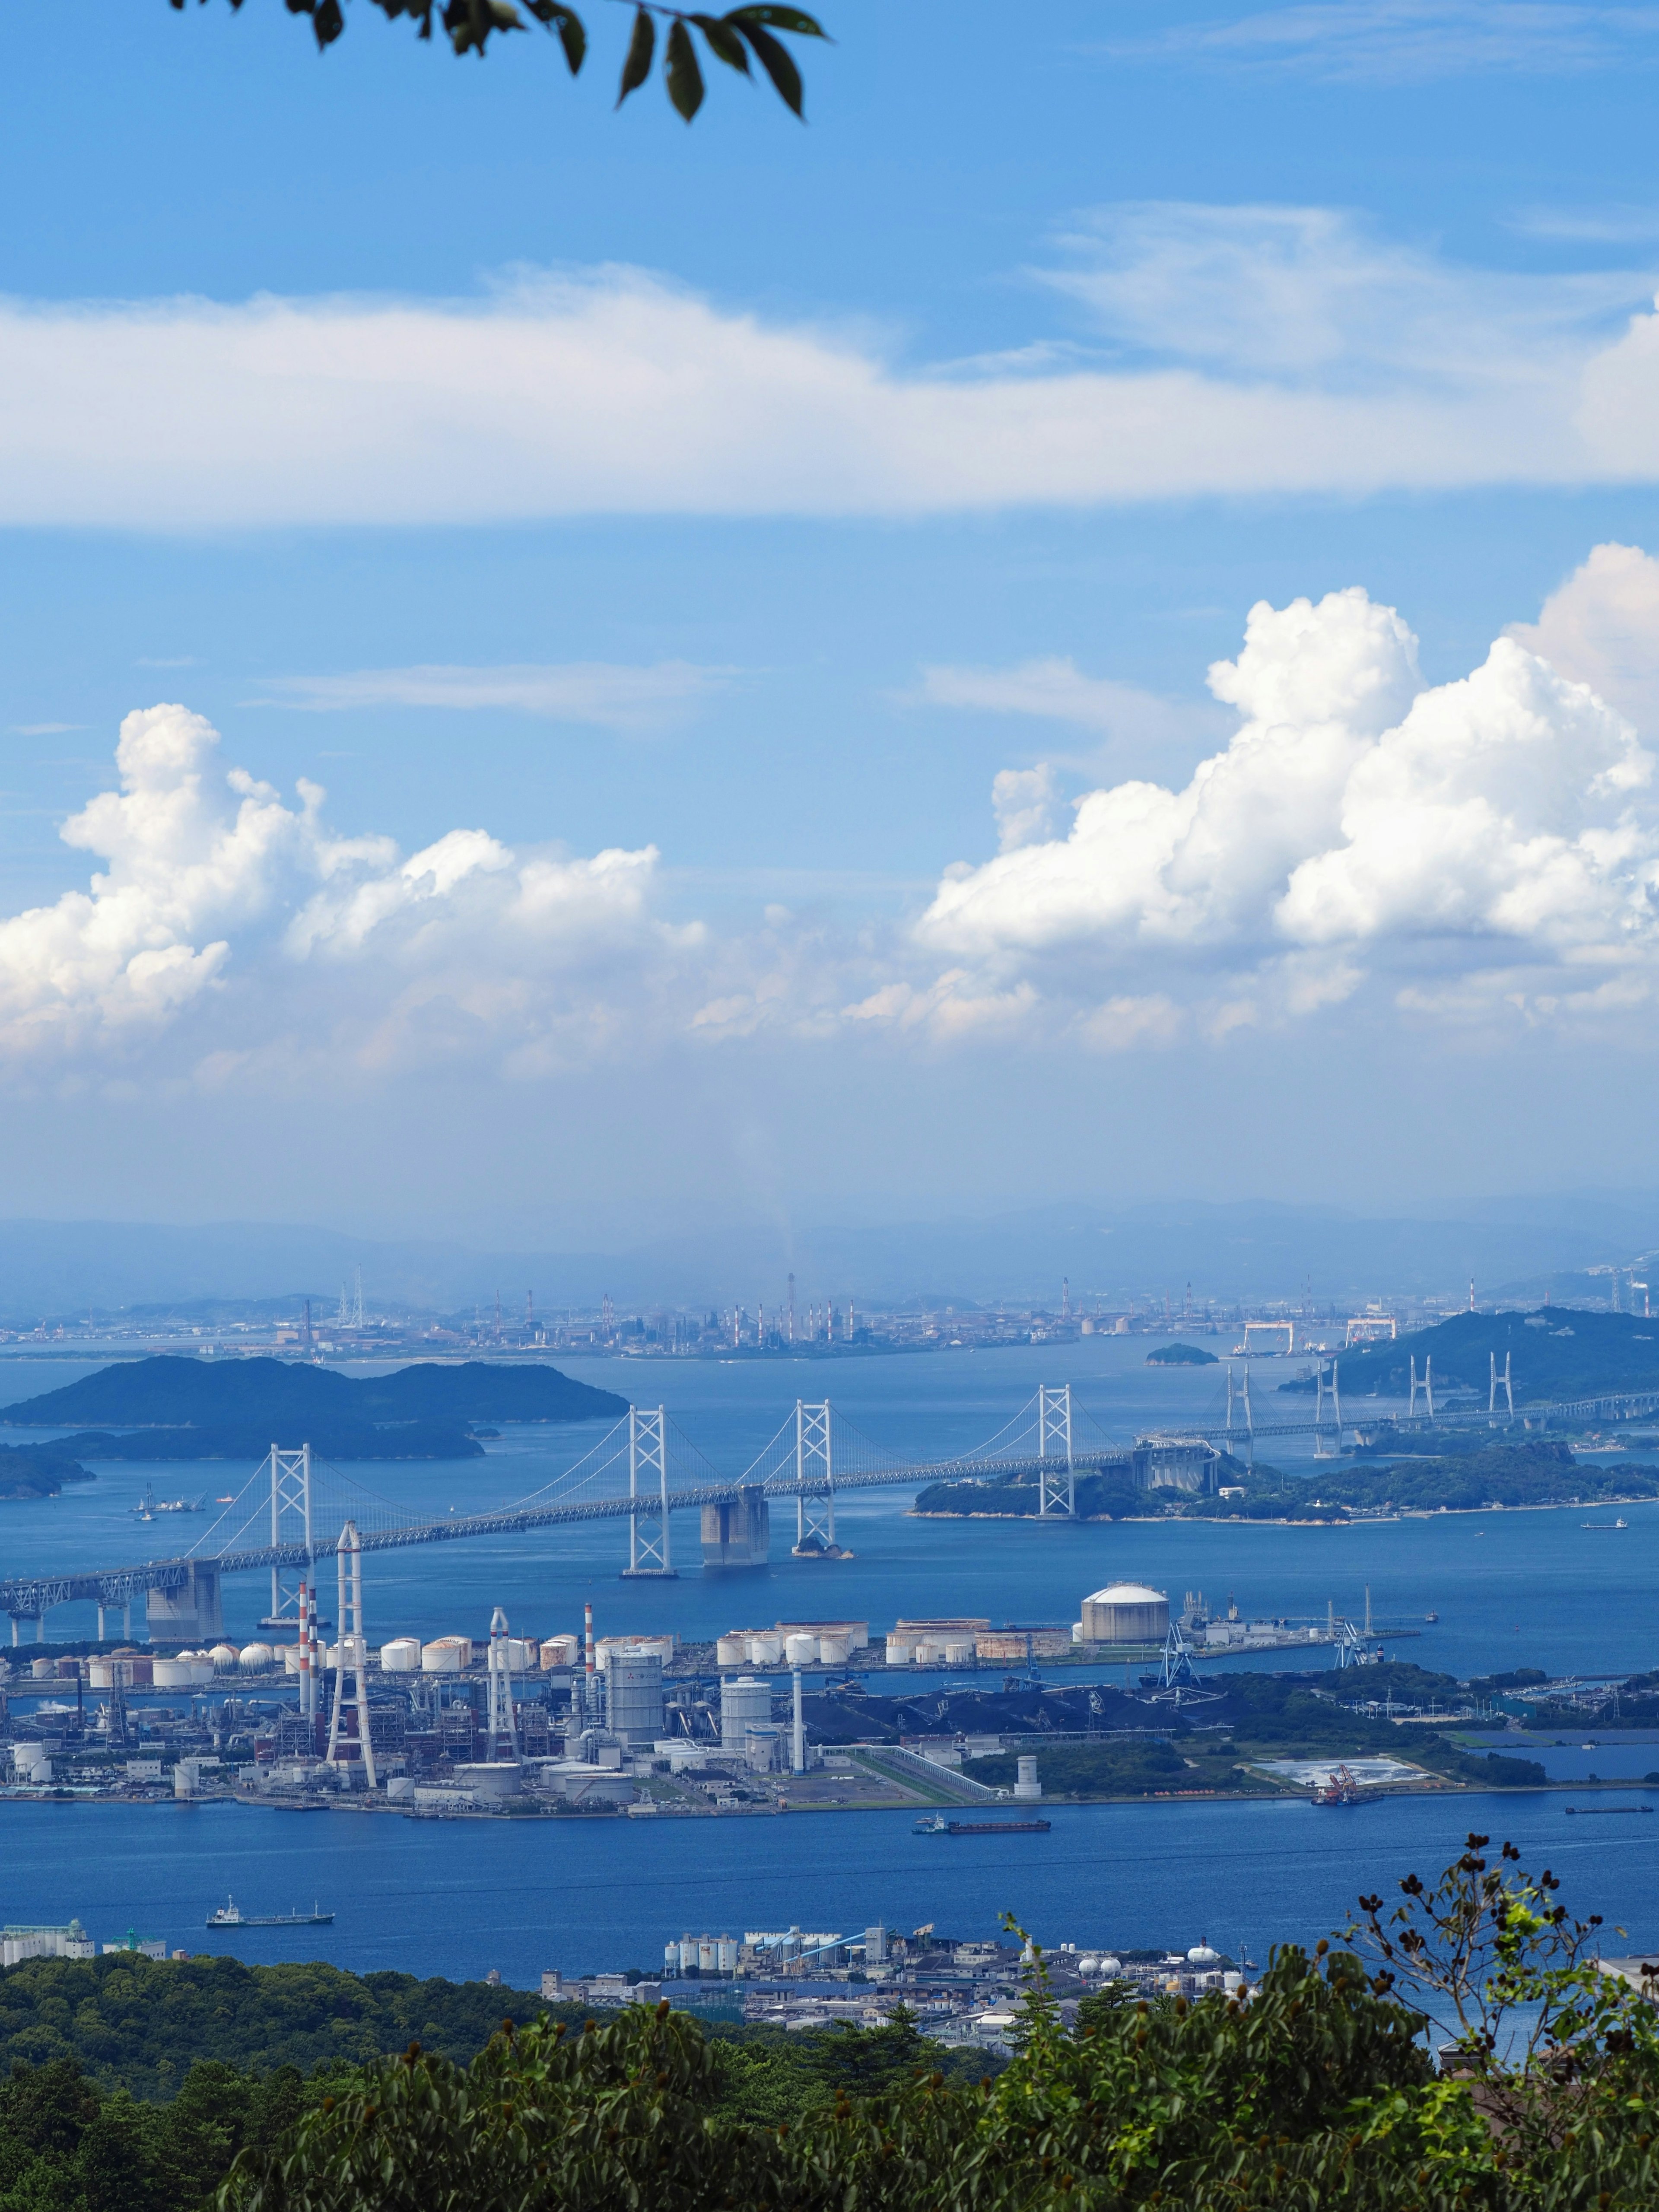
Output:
260,1443,315,1631
1490,1351,1513,1421
623,1406,677,1578
1037,1385,1074,1516
792,1400,838,1555
324,1520,376,1788
1409,1356,1435,1421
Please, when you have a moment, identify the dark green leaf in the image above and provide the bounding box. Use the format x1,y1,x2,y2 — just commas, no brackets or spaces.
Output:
550,5,586,72
313,0,344,42
690,13,748,70
735,20,803,114
727,5,828,36
665,19,705,118
616,5,655,104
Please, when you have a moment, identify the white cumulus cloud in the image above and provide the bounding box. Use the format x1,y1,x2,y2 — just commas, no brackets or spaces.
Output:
909,559,1659,1038
0,703,673,1069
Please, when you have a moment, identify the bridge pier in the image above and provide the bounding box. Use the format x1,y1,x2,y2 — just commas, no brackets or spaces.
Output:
146,1562,223,1643
702,1487,769,1567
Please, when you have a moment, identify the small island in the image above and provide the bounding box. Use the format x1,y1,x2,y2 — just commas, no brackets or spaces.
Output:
1144,1342,1218,1366
0,1357,627,1463
0,1446,94,1500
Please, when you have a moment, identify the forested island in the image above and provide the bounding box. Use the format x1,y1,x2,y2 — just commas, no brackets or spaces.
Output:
0,1357,626,1462
1144,1342,1217,1366
915,1441,1657,1523
0,1444,94,1499
1281,1305,1659,1402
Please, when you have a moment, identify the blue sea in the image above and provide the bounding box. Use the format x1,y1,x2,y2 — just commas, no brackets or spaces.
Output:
0,1340,1656,1983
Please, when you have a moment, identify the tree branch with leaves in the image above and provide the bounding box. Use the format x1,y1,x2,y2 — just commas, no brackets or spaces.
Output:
169,1,829,121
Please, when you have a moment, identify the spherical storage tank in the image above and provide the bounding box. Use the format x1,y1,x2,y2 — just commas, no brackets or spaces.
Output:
1080,1583,1170,1644
209,1644,239,1672
239,1643,274,1672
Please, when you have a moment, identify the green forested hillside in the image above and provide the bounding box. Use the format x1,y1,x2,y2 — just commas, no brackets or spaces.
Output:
0,1955,551,2098
1282,1308,1659,1402
0,1357,625,1434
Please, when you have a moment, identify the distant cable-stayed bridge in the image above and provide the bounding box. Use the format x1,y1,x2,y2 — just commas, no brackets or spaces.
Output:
2,1373,1649,1637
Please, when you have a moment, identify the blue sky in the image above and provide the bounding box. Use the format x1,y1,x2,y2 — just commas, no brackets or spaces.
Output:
4,0,1659,1249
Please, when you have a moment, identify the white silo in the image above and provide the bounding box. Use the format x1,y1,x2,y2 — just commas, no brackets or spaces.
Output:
745,1631,783,1665
698,1937,717,1974
1014,1756,1041,1801
381,1637,421,1673
720,1675,773,1754
784,1633,817,1666
716,1937,737,1975
607,1652,665,1745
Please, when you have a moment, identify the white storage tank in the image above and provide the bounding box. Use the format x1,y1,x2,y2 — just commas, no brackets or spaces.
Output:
88,1658,116,1689
677,1937,698,1973
885,1635,916,1665
607,1652,666,1746
452,1761,522,1799
504,1637,537,1671
719,1674,774,1754
745,1632,782,1665
784,1633,817,1666
716,1937,738,1974
715,1634,750,1668
915,1638,947,1664
239,1642,274,1672
539,1634,579,1669
381,1637,422,1673
209,1643,239,1672
282,1645,304,1675
942,1638,975,1665
151,1657,193,1688
1080,1583,1170,1645
816,1632,850,1665
421,1638,468,1674
1014,1755,1042,1802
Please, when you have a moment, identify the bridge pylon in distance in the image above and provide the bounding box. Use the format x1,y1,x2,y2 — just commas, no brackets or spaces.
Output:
324,1520,376,1789
792,1400,845,1557
258,1443,315,1631
623,1405,677,1578
1037,1384,1074,1516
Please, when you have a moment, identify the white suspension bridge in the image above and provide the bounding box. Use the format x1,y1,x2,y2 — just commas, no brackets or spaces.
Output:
3,1360,1650,1640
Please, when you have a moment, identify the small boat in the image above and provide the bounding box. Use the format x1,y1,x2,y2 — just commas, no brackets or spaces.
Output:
1581,1518,1629,1529
1565,1805,1652,1817
207,1894,334,1927
1424,1612,1439,1623
913,1815,1052,1835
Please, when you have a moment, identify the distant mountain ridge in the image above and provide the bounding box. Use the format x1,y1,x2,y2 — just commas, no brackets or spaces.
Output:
0,1196,1653,1314
0,1357,626,1433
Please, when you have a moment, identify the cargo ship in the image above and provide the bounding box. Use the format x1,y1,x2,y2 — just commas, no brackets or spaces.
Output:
914,1815,1051,1835
207,1896,334,1927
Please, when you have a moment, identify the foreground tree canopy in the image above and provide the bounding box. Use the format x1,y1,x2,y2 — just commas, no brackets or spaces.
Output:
214,1843,1659,2211
6,1839,1659,2210
170,0,829,120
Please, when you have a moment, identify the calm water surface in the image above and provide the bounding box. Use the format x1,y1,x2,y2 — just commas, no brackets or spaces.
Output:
0,1344,1655,1971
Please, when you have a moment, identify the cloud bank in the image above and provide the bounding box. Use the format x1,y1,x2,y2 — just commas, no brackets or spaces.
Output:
909,553,1659,1042
16,547,1659,1087
2,214,1659,525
